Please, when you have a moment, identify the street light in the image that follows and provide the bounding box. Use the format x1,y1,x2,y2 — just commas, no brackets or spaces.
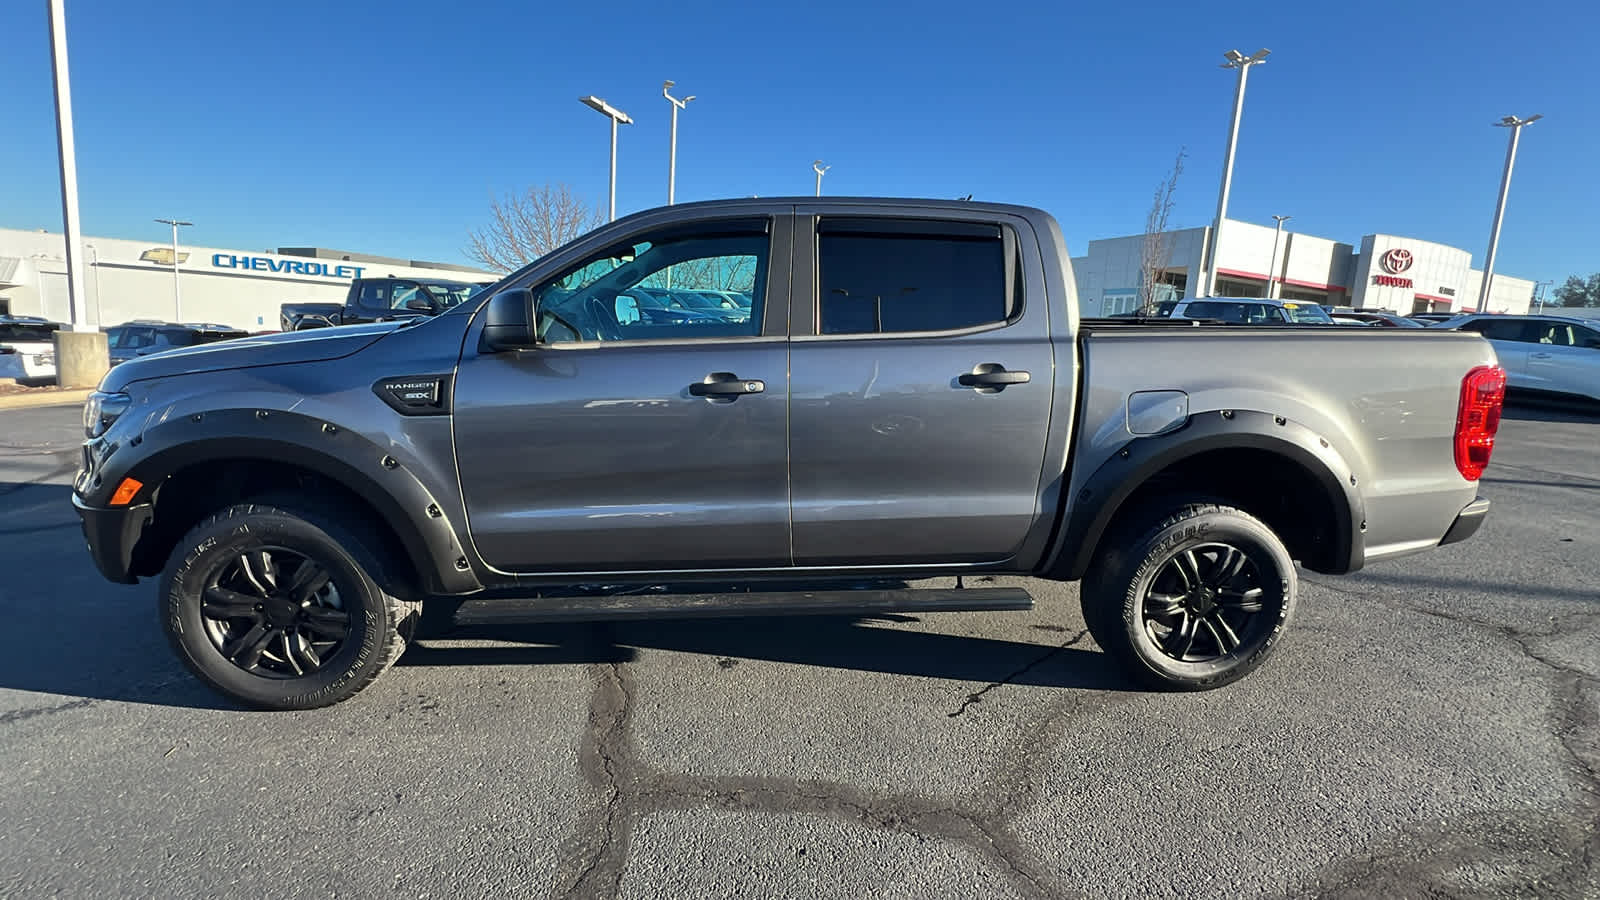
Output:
580,95,633,221
813,160,830,196
663,80,695,205
1201,48,1270,298
154,217,192,322
1477,114,1542,313
1268,214,1291,299
1533,279,1553,314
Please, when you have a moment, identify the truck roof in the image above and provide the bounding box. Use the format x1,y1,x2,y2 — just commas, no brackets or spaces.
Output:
609,196,1051,223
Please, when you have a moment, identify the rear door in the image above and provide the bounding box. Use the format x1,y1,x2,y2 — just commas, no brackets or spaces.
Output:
453,213,793,573
786,209,1055,566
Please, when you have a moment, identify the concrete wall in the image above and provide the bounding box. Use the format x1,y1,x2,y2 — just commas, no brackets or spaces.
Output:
1462,270,1535,315
0,228,499,330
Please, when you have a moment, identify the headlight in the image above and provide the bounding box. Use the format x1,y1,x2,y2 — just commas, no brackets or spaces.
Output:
83,391,131,438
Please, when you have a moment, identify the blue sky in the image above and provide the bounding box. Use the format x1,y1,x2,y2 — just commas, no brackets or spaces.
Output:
2,0,1596,284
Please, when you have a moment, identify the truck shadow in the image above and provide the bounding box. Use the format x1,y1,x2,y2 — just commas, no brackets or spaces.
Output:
402,618,1134,693
0,481,1132,709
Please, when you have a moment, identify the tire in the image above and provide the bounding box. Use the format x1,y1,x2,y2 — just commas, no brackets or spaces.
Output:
159,501,420,710
1080,503,1297,691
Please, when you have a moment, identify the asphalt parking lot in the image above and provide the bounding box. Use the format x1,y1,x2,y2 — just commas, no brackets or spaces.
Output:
1,400,1595,899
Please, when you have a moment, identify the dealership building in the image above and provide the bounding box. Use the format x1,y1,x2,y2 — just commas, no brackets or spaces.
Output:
0,227,499,331
1071,219,1536,317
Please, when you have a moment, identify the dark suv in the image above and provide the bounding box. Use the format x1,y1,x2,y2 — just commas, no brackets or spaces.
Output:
107,321,249,365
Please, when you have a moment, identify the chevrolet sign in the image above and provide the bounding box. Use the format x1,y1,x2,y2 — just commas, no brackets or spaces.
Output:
212,254,365,279
140,248,190,265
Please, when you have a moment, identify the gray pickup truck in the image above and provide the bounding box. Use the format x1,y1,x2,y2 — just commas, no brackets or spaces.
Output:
71,198,1506,710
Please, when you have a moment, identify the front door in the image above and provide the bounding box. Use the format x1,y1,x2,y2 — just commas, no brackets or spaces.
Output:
454,215,792,573
786,212,1057,566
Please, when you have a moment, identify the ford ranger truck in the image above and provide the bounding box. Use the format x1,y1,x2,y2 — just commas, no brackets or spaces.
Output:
72,198,1504,709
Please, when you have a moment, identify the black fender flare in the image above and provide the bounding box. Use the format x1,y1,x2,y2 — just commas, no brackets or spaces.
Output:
1043,408,1365,580
117,408,481,595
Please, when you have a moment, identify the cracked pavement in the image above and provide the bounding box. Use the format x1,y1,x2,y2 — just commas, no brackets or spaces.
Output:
1,400,1596,898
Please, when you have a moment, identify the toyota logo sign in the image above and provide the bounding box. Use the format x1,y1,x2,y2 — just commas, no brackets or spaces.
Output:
1381,248,1414,274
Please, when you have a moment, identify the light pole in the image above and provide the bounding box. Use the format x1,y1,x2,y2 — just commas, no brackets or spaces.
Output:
580,95,633,221
1268,214,1291,299
813,160,830,196
155,218,192,322
663,81,695,205
1533,279,1553,314
1477,114,1542,313
1201,48,1270,298
48,0,90,331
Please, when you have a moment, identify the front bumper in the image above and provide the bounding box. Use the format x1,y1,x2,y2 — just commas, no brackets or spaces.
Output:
73,495,152,584
1438,496,1491,546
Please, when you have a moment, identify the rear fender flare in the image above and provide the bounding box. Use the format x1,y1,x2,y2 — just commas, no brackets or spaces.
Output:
1046,409,1365,580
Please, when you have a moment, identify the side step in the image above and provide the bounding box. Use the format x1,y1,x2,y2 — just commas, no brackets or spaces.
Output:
448,587,1033,627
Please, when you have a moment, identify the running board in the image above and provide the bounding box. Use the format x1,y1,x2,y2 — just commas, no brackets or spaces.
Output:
448,587,1033,627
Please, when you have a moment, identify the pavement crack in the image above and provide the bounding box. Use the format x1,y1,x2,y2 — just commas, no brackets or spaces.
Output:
948,629,1089,718
555,659,635,900
0,697,97,725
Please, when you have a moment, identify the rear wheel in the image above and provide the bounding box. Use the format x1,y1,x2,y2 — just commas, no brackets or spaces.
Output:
1081,503,1296,690
159,502,418,709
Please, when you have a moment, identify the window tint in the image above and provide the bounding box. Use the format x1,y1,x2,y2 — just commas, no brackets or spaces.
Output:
1183,302,1284,324
817,227,1007,335
1463,319,1533,342
358,282,390,309
531,225,767,344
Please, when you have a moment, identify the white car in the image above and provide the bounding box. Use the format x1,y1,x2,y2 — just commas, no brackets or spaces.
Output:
1434,314,1600,403
0,317,61,382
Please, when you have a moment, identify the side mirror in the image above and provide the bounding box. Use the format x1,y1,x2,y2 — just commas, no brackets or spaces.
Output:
481,288,538,352
404,298,434,313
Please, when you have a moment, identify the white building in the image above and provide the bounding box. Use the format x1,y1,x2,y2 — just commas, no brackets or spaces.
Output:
0,227,499,331
1072,219,1535,317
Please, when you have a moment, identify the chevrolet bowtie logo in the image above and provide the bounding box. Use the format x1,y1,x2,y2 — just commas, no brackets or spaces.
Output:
140,248,190,265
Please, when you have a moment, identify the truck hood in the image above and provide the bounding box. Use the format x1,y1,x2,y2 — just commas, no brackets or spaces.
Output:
100,322,400,391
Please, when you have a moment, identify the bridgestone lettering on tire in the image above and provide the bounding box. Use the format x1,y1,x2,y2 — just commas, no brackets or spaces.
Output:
159,502,419,710
1081,503,1297,691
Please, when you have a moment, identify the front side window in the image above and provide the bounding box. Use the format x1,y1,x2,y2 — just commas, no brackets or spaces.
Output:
389,282,424,310
1281,303,1333,324
817,222,1008,335
420,281,476,309
531,225,767,344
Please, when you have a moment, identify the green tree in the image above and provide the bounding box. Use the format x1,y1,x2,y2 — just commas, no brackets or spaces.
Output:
1554,273,1600,308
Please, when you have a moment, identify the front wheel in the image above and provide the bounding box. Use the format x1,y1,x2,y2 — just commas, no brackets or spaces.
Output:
159,502,418,710
1081,503,1297,691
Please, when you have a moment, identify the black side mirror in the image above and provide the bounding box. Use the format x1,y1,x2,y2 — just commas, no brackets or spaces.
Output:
481,289,537,352
404,298,434,313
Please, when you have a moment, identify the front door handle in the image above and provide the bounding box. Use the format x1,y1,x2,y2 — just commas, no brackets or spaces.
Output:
1530,352,1552,359
689,372,765,400
958,365,1030,391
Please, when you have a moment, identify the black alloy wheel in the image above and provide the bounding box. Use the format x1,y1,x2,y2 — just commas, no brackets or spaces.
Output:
200,547,350,678
1140,543,1269,663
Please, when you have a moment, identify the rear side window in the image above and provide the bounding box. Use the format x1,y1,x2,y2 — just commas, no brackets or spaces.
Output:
1461,319,1533,342
817,219,1010,335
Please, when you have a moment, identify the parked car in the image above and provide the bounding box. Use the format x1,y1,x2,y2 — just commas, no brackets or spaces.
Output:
74,197,1502,710
1338,311,1425,328
280,277,489,332
106,321,250,365
1330,316,1378,326
1431,313,1600,403
1169,297,1336,325
0,315,63,381
1410,313,1457,323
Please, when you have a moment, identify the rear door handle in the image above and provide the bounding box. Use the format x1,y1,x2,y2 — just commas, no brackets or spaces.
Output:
1530,352,1553,359
958,366,1030,390
689,372,765,400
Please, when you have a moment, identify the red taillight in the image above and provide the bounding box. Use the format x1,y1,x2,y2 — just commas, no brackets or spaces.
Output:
1454,365,1505,481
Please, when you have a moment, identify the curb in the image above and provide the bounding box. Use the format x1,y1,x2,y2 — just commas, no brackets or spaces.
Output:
0,389,93,411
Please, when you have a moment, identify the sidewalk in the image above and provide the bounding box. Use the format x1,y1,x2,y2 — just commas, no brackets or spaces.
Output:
0,386,92,411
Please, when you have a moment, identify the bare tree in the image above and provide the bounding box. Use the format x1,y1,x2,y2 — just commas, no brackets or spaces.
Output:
465,183,605,272
1137,147,1187,315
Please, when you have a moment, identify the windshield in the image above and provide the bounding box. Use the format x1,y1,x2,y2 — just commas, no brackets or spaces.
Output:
1280,303,1334,324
